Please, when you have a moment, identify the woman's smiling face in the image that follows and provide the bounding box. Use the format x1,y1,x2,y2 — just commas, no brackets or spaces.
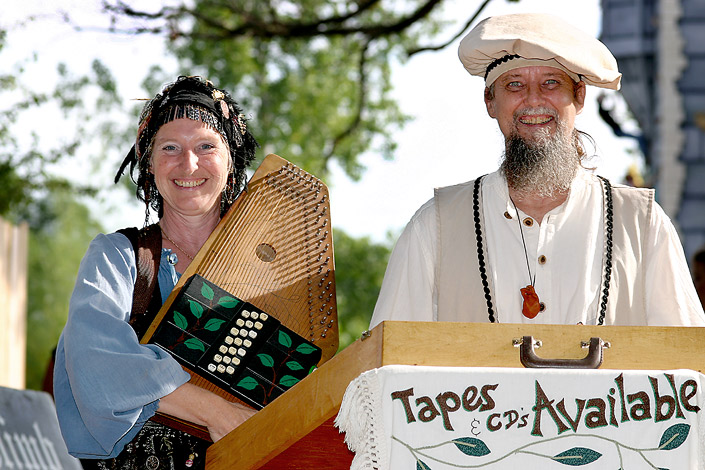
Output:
151,118,231,219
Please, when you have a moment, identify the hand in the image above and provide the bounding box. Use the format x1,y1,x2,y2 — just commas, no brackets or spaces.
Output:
157,383,256,441
207,400,256,442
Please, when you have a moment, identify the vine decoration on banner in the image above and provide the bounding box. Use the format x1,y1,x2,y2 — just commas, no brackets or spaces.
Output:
392,422,689,469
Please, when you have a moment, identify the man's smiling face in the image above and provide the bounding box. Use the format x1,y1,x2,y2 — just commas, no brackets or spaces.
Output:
485,66,586,143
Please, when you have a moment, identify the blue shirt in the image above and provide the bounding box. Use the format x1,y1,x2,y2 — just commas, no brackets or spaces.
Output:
53,232,191,459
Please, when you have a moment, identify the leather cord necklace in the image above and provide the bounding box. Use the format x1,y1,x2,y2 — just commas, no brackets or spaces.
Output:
510,197,541,319
472,175,614,324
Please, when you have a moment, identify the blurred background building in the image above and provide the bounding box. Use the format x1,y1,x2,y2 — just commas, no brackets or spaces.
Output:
601,0,705,261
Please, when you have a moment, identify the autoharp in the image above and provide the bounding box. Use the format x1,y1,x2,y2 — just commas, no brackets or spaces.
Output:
140,153,339,439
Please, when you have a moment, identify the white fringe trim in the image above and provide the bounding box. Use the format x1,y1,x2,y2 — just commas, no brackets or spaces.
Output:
335,368,387,470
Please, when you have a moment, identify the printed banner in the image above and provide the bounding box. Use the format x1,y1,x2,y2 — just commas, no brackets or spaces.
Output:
335,366,705,470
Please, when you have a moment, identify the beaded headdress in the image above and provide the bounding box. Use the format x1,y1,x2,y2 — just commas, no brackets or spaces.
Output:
115,76,258,218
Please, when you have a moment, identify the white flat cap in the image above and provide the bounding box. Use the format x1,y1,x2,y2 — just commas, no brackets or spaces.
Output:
458,13,621,90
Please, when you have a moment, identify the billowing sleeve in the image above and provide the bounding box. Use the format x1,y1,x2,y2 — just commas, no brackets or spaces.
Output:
53,233,190,459
644,203,705,325
369,199,438,329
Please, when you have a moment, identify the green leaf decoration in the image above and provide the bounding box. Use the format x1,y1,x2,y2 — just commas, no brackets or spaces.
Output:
286,361,304,371
279,375,300,387
452,437,491,457
204,318,225,332
188,300,204,319
257,354,275,367
218,296,240,308
278,330,292,348
659,423,690,450
309,365,317,374
237,376,260,391
552,447,602,466
173,311,188,330
201,282,214,301
183,338,205,352
295,343,318,355
416,459,431,470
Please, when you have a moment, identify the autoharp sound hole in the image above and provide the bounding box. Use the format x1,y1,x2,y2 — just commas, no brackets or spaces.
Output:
256,243,277,262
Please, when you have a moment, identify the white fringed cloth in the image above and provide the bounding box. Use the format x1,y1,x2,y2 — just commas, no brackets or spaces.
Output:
335,365,705,470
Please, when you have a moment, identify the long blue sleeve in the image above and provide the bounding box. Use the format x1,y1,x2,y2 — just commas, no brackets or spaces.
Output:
53,232,190,459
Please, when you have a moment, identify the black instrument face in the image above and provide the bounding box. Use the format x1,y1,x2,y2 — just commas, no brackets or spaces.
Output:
150,274,322,408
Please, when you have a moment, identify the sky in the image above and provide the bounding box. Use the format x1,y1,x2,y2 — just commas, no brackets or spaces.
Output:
3,0,641,243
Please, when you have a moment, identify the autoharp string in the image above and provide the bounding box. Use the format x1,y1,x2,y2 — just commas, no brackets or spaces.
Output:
198,164,327,338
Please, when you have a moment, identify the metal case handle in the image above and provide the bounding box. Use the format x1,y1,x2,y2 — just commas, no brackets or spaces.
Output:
515,336,609,369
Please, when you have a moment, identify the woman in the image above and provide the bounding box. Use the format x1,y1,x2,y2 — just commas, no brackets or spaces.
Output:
53,76,259,469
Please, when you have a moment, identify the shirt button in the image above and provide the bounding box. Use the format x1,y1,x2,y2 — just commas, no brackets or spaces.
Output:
523,217,534,227
538,255,547,265
504,211,512,219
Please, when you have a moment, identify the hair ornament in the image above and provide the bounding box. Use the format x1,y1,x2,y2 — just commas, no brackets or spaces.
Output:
236,114,247,135
219,100,230,119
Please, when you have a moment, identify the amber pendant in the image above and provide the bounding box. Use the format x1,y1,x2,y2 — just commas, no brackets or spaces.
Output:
520,285,541,319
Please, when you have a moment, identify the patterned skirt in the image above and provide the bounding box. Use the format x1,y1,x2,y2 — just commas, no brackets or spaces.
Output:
80,421,210,470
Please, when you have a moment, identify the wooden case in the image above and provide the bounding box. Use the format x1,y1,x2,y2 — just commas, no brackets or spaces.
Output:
206,321,705,469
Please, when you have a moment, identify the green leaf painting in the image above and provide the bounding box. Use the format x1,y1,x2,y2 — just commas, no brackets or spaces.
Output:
279,375,300,387
188,300,204,319
286,361,304,371
204,318,226,332
257,354,275,367
659,423,690,450
183,338,205,352
416,459,431,470
201,282,214,301
218,296,240,308
295,343,318,355
237,376,260,391
552,447,602,466
173,311,188,329
452,437,491,457
278,330,292,348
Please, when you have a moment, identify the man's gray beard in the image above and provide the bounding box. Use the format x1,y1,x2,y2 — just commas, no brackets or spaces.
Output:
500,124,580,199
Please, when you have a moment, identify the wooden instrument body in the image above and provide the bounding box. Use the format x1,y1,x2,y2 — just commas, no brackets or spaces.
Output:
141,154,339,438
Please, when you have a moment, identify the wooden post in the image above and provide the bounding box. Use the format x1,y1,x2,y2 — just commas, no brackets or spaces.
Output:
0,217,28,389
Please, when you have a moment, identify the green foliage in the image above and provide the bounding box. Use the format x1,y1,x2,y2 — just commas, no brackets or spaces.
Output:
0,52,123,225
25,190,103,391
332,228,393,348
105,0,466,179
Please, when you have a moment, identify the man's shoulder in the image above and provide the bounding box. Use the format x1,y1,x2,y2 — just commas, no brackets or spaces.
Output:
606,180,655,210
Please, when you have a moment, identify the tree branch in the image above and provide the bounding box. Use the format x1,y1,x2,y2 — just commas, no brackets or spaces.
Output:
407,0,492,56
101,0,446,40
323,39,370,164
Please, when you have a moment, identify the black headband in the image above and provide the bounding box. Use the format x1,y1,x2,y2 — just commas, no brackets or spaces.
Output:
114,76,257,184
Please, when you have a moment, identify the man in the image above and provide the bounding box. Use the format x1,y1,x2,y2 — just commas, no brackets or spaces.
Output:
370,13,705,327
